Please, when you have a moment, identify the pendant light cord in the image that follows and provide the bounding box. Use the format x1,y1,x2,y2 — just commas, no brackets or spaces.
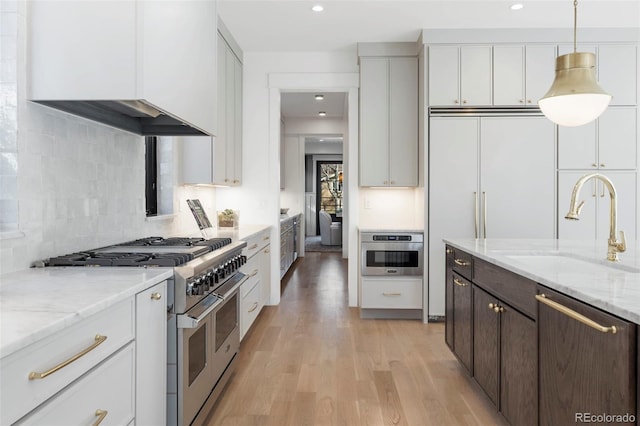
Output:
573,0,578,53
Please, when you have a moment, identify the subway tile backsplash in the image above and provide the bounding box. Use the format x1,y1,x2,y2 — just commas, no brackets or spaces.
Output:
0,6,215,274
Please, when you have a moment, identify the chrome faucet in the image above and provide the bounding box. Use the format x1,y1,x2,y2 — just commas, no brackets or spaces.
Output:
565,173,626,262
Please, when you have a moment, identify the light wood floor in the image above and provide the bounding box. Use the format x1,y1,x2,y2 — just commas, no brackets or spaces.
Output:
205,252,507,426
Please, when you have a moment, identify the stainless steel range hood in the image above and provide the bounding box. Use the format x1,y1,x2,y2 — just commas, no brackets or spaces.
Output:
32,99,211,136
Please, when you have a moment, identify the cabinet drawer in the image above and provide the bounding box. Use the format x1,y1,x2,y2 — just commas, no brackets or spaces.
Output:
474,259,536,319
361,278,422,309
240,278,264,339
242,229,270,259
16,344,135,425
1,299,134,425
451,249,473,280
240,254,261,298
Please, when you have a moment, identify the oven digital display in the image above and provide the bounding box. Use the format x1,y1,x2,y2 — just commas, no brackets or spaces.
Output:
366,250,419,268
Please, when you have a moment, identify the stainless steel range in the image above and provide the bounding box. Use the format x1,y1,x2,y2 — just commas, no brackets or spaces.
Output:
42,236,248,426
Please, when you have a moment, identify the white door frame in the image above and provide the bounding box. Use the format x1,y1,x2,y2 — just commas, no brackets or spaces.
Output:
268,72,359,307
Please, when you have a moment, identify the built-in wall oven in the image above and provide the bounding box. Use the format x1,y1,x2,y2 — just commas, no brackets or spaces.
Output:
360,232,424,276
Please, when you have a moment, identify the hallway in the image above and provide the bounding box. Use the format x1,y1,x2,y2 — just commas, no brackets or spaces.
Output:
205,252,505,425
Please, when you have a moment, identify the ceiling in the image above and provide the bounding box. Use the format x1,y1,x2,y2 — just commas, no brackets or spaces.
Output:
218,0,640,53
281,93,346,119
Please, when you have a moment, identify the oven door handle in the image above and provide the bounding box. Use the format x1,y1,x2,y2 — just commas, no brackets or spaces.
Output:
177,294,223,329
213,272,249,300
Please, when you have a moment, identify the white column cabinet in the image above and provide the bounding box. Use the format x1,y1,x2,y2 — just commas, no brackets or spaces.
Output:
428,116,556,316
558,107,637,170
599,45,637,106
429,46,492,106
360,57,418,187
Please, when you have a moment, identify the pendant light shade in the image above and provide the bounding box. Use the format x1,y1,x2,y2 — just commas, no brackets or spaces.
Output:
538,0,611,127
538,52,612,127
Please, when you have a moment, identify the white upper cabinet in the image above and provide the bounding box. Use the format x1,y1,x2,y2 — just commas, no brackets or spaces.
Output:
360,57,418,186
598,45,638,106
493,45,556,106
28,0,217,135
429,45,492,106
558,107,637,170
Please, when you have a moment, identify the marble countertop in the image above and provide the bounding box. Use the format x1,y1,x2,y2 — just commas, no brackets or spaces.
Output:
443,238,640,324
0,267,173,358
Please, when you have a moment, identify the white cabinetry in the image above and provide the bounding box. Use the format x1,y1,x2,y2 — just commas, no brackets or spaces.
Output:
493,45,556,106
0,282,167,425
135,281,167,426
558,108,637,170
428,116,555,316
28,0,217,135
428,45,492,106
361,277,422,309
360,57,418,187
558,172,637,241
182,31,243,185
240,228,271,340
598,45,637,106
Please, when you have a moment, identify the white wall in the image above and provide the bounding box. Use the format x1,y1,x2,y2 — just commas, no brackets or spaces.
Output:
0,4,216,274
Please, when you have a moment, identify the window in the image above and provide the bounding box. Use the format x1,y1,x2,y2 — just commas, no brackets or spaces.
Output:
317,161,343,215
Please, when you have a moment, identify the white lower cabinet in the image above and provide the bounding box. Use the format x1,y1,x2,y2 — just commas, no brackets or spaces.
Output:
1,281,167,425
239,228,271,340
361,277,422,309
16,345,135,425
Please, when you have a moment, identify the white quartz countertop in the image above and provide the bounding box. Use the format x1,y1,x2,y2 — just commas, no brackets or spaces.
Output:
443,238,640,324
0,267,173,358
211,224,271,241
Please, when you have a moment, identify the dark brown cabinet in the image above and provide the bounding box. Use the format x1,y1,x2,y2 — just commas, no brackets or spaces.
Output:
538,287,637,425
473,285,499,405
445,246,473,373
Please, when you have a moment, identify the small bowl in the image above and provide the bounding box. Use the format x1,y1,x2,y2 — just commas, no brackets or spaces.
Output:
280,208,289,215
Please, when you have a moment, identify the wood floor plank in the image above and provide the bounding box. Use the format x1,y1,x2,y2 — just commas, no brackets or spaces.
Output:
204,253,506,426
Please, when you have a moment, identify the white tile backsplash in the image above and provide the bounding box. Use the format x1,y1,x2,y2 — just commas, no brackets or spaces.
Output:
0,8,217,274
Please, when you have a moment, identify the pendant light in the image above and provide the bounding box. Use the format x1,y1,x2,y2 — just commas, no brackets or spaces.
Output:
538,0,611,127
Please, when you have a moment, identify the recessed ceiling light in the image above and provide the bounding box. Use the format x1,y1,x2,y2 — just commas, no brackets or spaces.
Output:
511,3,524,10
318,111,326,117
312,4,324,12
315,94,324,101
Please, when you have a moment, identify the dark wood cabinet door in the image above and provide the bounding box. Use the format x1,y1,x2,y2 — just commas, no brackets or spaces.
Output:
538,289,637,426
452,273,472,373
473,285,499,405
445,246,454,350
500,304,537,426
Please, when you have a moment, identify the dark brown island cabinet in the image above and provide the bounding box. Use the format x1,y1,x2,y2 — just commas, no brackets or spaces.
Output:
444,245,638,426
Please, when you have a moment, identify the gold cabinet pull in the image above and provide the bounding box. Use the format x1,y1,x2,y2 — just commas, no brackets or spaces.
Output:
453,278,468,287
151,292,162,300
263,235,270,241
383,292,402,296
248,302,259,313
264,248,270,254
248,243,258,250
482,191,487,239
29,335,108,380
446,248,453,254
454,259,469,267
474,192,479,238
249,269,259,277
536,294,617,334
488,303,503,313
93,409,108,426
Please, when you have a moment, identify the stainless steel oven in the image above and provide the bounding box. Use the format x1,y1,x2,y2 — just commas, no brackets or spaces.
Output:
361,232,424,276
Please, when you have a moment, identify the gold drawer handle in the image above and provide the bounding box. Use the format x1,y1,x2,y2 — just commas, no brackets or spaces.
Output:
446,248,453,254
151,292,162,300
263,235,270,241
454,259,470,267
248,302,259,313
383,292,402,296
29,334,108,380
249,269,259,277
453,278,468,287
93,409,108,426
536,294,617,334
488,302,503,313
248,243,258,250
264,248,270,253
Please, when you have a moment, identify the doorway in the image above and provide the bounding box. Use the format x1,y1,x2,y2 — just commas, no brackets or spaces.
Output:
315,160,343,235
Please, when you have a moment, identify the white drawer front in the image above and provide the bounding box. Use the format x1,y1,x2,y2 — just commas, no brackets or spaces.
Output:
361,278,423,309
240,278,264,340
242,230,271,260
1,299,134,425
239,254,260,298
16,344,135,425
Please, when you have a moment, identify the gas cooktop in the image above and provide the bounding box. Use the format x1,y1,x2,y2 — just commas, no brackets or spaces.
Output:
46,236,233,267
